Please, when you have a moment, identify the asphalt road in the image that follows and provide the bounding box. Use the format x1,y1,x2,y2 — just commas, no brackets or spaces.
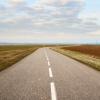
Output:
0,48,100,100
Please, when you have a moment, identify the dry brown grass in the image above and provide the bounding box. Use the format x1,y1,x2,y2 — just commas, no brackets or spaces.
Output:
0,45,40,71
62,45,100,58
51,46,100,71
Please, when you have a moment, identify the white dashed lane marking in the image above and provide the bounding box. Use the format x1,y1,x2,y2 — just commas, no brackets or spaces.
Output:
44,48,57,100
50,82,57,100
48,61,51,66
49,67,53,78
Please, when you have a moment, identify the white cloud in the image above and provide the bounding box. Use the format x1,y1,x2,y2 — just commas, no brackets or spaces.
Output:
0,0,100,43
37,0,55,5
8,0,24,4
0,18,16,24
38,0,83,6
7,0,26,8
88,30,100,37
0,31,99,43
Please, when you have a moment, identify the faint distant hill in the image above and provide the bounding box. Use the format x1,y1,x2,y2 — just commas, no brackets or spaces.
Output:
0,43,27,45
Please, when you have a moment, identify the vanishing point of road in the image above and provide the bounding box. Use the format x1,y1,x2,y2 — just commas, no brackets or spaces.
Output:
0,48,100,100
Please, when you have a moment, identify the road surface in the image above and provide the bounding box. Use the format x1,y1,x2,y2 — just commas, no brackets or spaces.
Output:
0,48,100,100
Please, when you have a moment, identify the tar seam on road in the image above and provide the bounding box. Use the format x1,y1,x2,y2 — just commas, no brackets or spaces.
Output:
44,48,57,100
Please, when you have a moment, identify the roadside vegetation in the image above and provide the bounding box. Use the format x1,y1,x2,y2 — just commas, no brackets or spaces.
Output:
52,45,100,71
0,45,40,71
62,45,100,58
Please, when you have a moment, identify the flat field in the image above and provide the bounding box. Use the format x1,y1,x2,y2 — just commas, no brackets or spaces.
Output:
0,45,40,71
52,45,100,71
62,45,100,58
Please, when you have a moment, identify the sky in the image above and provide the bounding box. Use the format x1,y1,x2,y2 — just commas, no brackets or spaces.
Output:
0,0,100,44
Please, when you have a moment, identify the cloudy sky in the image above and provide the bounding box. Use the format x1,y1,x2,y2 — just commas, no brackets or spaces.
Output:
0,0,100,44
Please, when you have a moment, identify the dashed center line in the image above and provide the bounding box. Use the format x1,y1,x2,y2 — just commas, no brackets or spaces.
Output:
50,82,57,100
44,49,49,60
46,57,49,62
44,48,57,100
48,61,51,66
49,67,53,78
44,49,51,66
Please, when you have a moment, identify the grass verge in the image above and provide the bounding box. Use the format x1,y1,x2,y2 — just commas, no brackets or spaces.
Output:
51,48,100,71
0,45,39,71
